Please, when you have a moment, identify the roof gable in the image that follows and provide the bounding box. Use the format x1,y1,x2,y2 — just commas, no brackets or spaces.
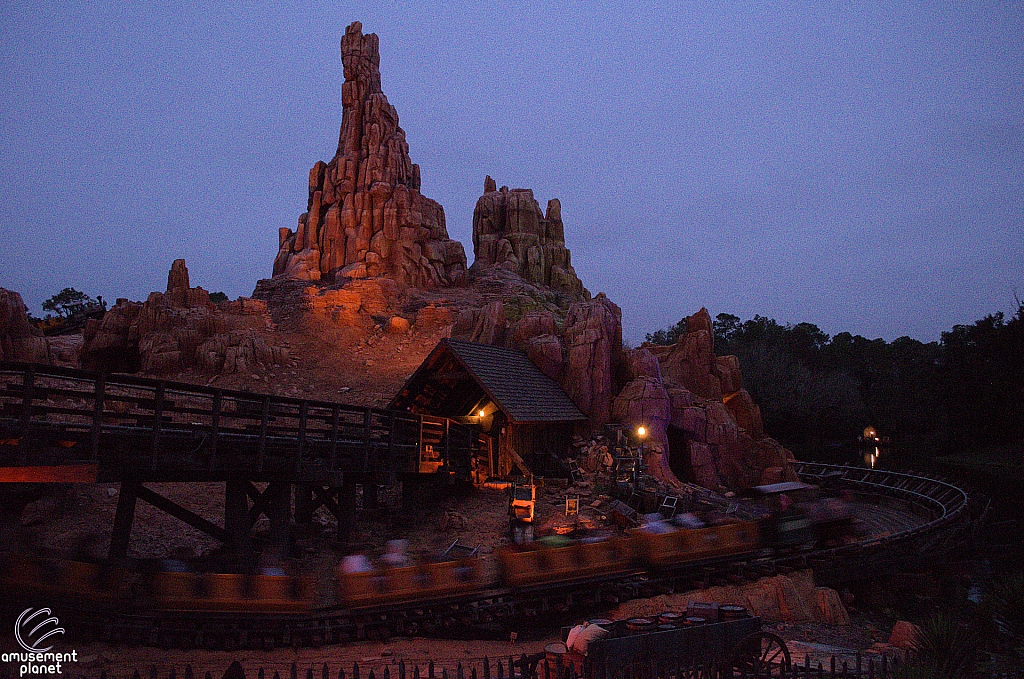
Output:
391,339,587,423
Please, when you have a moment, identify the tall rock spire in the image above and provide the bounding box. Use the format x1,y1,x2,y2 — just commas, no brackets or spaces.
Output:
273,22,467,287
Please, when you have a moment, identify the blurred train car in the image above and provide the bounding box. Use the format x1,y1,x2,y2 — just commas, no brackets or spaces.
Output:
148,571,313,613
497,535,636,588
336,557,489,608
633,520,762,568
1,555,135,603
743,481,857,548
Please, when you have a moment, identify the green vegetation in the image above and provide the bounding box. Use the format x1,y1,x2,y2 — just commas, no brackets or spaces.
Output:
42,287,100,318
897,613,984,679
209,291,229,304
645,302,1024,459
644,317,688,345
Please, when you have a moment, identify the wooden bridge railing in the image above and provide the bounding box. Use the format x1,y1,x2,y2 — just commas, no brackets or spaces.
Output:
0,361,475,483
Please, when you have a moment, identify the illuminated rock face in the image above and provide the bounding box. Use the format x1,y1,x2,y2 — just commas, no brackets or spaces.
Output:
471,176,587,298
638,308,796,491
273,22,467,287
80,260,282,375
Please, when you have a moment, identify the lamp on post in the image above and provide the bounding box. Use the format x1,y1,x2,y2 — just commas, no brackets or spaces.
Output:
635,425,648,484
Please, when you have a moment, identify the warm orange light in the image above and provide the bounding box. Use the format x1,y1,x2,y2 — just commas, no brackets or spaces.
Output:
637,426,647,438
478,409,486,417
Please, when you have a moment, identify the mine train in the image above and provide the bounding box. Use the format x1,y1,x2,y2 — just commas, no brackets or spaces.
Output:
3,484,854,615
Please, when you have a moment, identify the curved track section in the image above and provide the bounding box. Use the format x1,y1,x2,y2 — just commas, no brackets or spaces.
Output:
3,464,974,650
785,462,972,583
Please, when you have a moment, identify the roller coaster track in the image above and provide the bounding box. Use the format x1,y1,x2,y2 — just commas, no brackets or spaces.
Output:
4,462,976,650
0,364,977,649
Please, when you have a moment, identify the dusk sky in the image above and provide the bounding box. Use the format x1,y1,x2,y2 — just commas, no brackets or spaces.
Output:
2,2,1021,344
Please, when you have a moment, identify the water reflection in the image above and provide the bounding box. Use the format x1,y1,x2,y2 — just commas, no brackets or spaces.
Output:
864,446,881,468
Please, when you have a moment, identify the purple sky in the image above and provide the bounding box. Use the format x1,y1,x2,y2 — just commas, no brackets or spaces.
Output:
2,2,1022,343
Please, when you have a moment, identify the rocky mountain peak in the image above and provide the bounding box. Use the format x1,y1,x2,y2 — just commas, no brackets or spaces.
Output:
273,22,467,288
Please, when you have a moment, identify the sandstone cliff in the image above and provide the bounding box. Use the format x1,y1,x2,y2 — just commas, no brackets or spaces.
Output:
80,260,284,374
634,308,797,490
471,176,587,298
0,288,51,364
272,22,467,287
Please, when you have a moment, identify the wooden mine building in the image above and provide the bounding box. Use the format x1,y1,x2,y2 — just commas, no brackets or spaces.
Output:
390,339,587,479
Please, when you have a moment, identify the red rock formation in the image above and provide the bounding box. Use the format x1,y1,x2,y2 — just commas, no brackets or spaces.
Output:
611,376,671,477
302,277,400,328
522,334,564,381
273,22,467,287
608,570,849,625
724,388,764,439
0,288,51,363
452,301,508,346
413,304,454,333
472,177,587,297
561,294,622,429
510,311,559,348
623,347,662,381
81,260,284,374
609,307,798,491
656,308,722,400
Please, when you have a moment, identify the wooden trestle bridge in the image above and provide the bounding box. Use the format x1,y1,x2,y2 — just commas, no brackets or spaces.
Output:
0,361,477,558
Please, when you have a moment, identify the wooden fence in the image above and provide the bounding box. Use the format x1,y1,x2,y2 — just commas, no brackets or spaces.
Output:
0,653,913,679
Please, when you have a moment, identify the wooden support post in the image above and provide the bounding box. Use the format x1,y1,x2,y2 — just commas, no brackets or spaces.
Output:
224,479,251,555
150,381,165,470
208,390,221,471
267,482,292,559
17,365,34,465
90,374,105,461
257,395,271,472
295,483,314,524
336,482,355,543
296,401,308,473
444,419,450,470
109,480,140,560
387,412,395,471
362,410,371,472
329,405,340,471
364,480,379,510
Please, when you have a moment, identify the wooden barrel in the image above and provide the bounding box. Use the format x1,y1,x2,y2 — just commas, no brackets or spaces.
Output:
657,612,683,626
545,642,568,669
626,617,655,633
720,605,748,620
684,616,707,626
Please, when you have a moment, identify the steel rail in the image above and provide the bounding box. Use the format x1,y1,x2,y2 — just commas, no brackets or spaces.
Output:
2,463,974,650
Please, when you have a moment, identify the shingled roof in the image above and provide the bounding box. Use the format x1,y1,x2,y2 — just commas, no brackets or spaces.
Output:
391,338,587,423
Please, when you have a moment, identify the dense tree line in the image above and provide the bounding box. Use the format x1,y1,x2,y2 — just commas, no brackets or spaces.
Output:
646,303,1024,457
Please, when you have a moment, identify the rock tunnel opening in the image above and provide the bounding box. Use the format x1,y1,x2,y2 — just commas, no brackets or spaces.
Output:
666,425,696,484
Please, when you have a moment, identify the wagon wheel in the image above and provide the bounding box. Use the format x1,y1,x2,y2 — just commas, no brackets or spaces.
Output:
727,631,791,677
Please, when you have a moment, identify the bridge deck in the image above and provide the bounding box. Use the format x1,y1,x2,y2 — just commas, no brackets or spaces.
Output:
0,362,475,483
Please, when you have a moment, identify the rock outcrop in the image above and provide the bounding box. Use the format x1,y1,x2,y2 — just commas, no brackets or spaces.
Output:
472,177,587,298
605,307,796,490
608,570,850,625
81,260,285,374
272,22,467,287
0,288,51,364
561,294,623,429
